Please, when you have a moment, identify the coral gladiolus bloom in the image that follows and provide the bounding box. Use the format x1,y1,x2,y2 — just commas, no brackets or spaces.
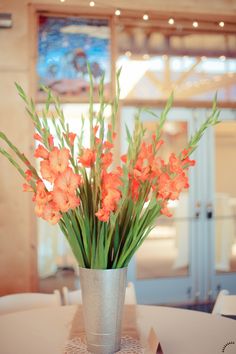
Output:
79,148,96,167
103,189,121,212
49,147,70,174
68,132,76,145
53,189,80,213
34,180,52,206
48,134,54,148
103,141,113,150
54,167,82,194
43,203,61,225
40,160,56,183
161,202,172,217
33,133,43,142
95,208,110,222
101,152,113,169
34,145,49,160
23,183,34,192
25,169,33,181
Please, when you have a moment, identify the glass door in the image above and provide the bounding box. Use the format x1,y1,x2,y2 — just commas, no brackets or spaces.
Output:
121,106,203,304
206,109,236,301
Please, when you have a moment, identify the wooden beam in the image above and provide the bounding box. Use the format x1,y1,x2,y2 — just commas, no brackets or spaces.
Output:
32,3,236,22
175,74,236,99
121,98,236,109
163,55,172,96
145,71,163,91
174,58,201,88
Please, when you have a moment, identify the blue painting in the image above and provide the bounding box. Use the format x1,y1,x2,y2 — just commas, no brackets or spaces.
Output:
37,15,111,99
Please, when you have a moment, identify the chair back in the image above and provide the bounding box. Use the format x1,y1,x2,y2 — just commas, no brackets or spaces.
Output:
0,290,61,315
63,282,137,305
212,289,236,316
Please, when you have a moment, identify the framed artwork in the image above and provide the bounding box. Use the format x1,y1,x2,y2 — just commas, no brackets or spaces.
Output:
37,15,111,101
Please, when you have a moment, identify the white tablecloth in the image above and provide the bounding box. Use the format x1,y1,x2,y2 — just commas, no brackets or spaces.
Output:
0,305,236,354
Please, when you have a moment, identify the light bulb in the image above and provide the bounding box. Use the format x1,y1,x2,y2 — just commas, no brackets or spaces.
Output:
168,18,174,25
143,14,149,21
192,21,198,28
143,54,150,60
125,51,132,57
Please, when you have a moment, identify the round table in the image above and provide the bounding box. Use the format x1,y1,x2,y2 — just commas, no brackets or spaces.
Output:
0,305,236,354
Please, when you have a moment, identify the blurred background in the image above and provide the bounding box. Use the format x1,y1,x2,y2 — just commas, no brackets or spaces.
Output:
0,0,236,306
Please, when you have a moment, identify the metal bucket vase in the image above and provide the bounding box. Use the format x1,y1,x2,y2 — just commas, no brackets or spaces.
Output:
79,267,127,354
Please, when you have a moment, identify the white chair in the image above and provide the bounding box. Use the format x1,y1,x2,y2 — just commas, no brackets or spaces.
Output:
63,282,137,305
212,289,236,316
0,290,61,315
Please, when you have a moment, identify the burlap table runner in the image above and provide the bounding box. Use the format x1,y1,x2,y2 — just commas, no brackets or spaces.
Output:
64,305,163,353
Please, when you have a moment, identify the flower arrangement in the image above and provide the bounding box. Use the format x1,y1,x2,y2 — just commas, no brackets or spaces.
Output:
0,69,220,269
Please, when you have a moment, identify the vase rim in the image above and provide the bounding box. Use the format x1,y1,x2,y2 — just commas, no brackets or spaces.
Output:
79,266,128,272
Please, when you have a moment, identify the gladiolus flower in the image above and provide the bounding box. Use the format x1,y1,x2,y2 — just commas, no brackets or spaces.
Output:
25,169,33,181
101,170,122,193
33,133,43,142
161,202,172,217
68,132,76,145
155,139,164,150
120,154,127,163
40,160,56,183
103,141,113,150
95,137,102,145
49,147,70,174
79,148,96,168
102,152,113,169
54,167,82,194
48,134,54,148
35,180,52,205
35,203,44,217
95,208,110,222
103,189,121,212
93,125,99,135
131,178,140,201
23,183,34,192
43,203,61,225
53,189,80,213
34,145,49,160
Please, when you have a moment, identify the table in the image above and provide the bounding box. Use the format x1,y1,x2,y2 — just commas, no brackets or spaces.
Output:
0,305,236,354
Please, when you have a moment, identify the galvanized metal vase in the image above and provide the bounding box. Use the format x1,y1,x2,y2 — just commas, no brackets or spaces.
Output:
79,267,127,354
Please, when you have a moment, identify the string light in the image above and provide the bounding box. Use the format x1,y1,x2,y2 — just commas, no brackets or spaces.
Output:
168,18,175,25
60,0,65,2
219,55,226,61
143,54,150,60
125,51,132,57
83,6,226,33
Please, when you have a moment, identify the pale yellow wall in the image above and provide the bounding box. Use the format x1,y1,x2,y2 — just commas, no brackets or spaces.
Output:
0,0,235,295
0,0,38,295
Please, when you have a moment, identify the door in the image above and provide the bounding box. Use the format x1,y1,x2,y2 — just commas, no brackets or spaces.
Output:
206,109,236,301
121,106,203,304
